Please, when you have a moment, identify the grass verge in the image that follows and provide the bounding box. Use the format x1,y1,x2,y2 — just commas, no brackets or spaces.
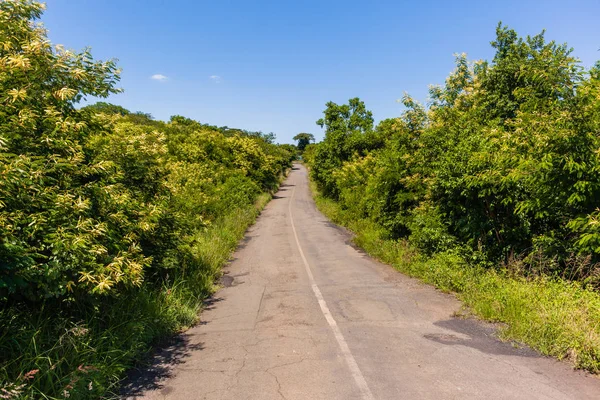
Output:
0,192,273,399
311,180,600,373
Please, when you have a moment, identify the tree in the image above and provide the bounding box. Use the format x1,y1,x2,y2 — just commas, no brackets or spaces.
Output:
82,101,130,116
293,133,315,152
306,24,600,270
311,98,374,197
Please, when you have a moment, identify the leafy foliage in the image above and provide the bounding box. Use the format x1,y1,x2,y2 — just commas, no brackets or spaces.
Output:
311,98,379,198
0,0,126,299
308,24,600,279
292,132,315,152
0,1,294,397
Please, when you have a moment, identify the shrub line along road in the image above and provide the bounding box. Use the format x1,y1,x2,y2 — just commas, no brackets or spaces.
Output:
123,164,600,400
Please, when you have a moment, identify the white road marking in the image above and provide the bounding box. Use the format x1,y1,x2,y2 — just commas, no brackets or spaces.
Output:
288,186,376,400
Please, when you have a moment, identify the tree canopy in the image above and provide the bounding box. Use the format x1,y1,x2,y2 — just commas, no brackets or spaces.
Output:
292,132,315,152
308,24,600,277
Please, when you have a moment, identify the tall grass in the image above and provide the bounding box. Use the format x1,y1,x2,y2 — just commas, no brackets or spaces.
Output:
311,181,600,373
0,193,272,399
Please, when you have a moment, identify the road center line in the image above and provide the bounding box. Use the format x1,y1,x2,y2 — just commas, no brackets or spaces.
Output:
288,185,376,400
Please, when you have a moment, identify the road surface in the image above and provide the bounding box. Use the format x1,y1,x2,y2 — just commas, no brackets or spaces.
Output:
122,164,600,399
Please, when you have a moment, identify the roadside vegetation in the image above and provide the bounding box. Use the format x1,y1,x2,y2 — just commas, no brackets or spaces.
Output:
305,24,600,373
0,1,294,398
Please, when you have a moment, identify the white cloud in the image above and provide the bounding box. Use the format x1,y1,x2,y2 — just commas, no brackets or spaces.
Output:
151,74,168,81
209,75,222,83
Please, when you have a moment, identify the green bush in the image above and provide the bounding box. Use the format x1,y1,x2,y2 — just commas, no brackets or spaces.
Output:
307,23,600,373
308,23,600,275
0,1,294,397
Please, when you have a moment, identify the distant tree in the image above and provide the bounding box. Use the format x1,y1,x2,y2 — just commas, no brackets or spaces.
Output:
293,133,315,152
127,111,154,125
170,115,203,129
82,102,155,126
262,132,276,144
82,101,130,115
278,143,298,159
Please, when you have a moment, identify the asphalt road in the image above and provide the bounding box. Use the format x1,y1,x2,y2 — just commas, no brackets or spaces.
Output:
123,164,600,400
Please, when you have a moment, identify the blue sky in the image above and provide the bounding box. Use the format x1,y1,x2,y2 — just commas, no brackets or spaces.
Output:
42,0,599,144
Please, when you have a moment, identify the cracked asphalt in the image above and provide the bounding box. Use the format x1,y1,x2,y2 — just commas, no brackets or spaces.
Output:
122,164,600,400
